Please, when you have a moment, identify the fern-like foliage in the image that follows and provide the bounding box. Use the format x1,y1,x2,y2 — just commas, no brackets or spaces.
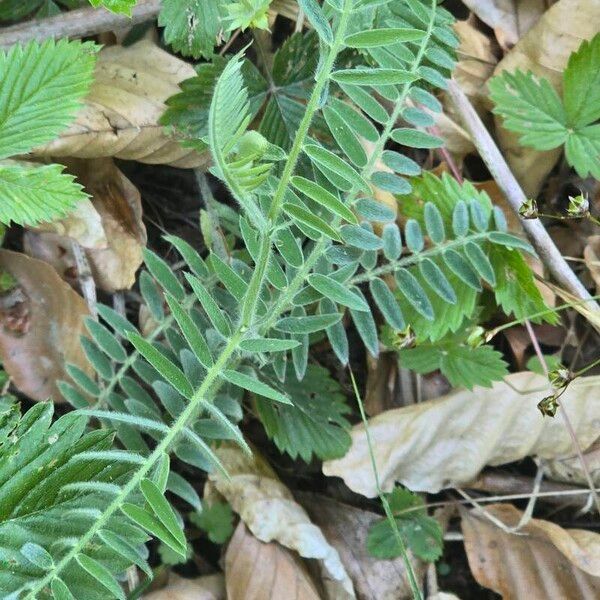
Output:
88,0,136,14
5,1,554,597
0,39,97,226
490,33,600,179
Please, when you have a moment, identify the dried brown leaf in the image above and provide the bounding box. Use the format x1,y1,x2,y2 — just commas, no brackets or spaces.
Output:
0,250,92,402
208,443,355,597
25,158,146,292
584,235,600,293
490,0,600,196
452,21,498,110
298,492,425,600
225,522,322,600
462,0,554,48
544,438,600,486
461,504,600,598
143,574,225,600
323,372,600,496
31,41,210,168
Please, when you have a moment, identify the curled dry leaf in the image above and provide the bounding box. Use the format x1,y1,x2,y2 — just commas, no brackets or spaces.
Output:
143,574,225,600
461,504,600,598
297,492,425,600
208,442,355,597
31,41,210,169
0,250,92,402
25,158,146,292
461,0,554,48
323,372,600,496
225,522,321,600
490,0,600,196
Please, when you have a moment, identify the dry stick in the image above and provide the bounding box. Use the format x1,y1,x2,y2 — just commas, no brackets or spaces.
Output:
0,0,161,47
446,79,600,313
70,240,97,318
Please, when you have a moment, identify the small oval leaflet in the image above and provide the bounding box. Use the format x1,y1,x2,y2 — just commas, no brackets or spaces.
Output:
308,273,370,311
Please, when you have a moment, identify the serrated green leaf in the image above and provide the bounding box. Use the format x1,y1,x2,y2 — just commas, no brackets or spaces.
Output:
0,163,87,226
0,39,97,160
256,363,351,461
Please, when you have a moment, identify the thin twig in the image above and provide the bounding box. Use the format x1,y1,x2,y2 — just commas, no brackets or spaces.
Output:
0,0,161,48
70,240,97,318
446,79,600,313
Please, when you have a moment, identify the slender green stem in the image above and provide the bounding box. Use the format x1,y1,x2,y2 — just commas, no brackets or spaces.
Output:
348,368,423,600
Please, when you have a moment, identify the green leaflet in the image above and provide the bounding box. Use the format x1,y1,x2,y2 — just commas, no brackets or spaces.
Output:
89,0,135,14
255,364,351,461
490,33,600,178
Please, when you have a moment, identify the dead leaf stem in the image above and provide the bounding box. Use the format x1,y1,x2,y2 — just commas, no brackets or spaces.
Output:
0,0,161,48
446,79,600,313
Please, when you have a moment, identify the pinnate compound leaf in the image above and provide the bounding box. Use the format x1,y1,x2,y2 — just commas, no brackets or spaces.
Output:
323,373,600,495
298,0,333,45
0,39,97,160
344,28,425,48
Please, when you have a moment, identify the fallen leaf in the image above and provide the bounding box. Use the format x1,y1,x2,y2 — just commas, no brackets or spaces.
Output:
25,158,146,292
31,41,211,169
364,353,396,416
584,235,600,293
297,492,425,600
0,250,92,402
427,594,461,600
461,504,600,598
143,573,225,600
323,372,600,496
452,21,498,110
225,522,322,600
33,198,107,249
209,442,355,597
544,438,600,486
461,0,554,48
490,0,600,196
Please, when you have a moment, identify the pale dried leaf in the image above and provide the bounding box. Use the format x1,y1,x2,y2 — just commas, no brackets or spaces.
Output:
298,492,425,600
462,0,554,47
452,21,497,109
461,504,600,598
143,574,225,600
25,158,146,292
209,442,355,597
323,372,600,496
31,41,211,168
544,439,600,486
427,594,461,600
33,199,107,249
584,235,600,293
490,0,600,196
225,522,322,600
0,250,92,402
